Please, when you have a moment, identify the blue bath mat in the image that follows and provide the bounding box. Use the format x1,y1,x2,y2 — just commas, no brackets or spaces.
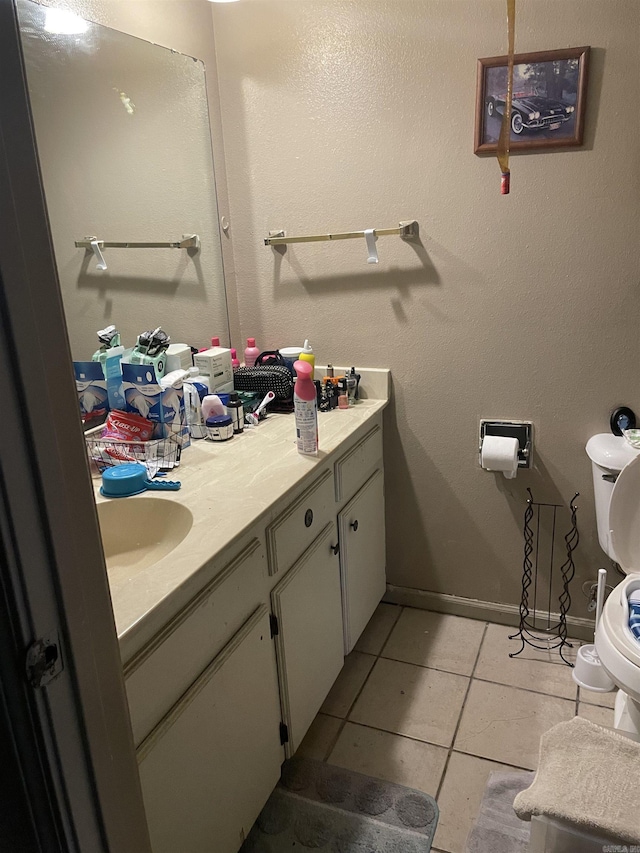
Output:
241,757,438,851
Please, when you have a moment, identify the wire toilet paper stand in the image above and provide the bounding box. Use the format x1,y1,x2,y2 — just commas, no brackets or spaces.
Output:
510,488,580,666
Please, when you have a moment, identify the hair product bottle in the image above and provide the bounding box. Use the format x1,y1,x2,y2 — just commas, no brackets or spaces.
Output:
298,339,315,370
244,338,260,368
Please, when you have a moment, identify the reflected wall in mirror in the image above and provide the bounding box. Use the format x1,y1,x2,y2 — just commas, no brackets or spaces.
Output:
18,0,229,360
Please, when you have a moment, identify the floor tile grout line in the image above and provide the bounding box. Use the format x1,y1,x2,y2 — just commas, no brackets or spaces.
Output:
322,655,377,727
470,674,577,704
448,748,534,774
579,697,616,709
377,653,578,700
435,621,489,802
324,714,537,774
322,717,348,763
325,718,456,751
340,605,403,720
324,604,403,764
376,603,404,659
378,653,483,680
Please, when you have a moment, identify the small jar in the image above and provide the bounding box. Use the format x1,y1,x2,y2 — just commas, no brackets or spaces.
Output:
206,414,234,441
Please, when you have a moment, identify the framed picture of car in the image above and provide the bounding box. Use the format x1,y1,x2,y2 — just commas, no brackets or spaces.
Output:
474,46,590,154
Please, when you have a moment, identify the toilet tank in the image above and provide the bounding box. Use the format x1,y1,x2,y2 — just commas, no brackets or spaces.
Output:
586,434,640,560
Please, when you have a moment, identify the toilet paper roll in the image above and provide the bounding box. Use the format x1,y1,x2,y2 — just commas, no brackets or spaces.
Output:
481,435,520,479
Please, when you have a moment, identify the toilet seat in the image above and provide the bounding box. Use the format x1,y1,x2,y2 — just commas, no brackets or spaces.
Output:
595,455,640,704
598,575,640,670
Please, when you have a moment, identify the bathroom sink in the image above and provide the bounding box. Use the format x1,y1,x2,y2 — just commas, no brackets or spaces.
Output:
97,497,193,576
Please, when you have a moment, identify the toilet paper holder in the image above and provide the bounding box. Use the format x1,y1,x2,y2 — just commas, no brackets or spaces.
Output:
479,419,533,469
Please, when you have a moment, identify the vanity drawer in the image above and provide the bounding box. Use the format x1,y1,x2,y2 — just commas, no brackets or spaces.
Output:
334,425,383,502
124,537,266,746
266,468,335,576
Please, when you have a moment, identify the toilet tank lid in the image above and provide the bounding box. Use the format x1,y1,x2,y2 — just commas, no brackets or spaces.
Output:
586,434,640,471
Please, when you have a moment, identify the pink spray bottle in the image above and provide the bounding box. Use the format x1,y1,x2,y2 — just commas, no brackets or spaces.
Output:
293,360,318,455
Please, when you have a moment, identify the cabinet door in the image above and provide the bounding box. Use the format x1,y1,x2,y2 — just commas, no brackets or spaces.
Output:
339,469,386,654
272,523,343,756
125,537,266,746
137,606,283,853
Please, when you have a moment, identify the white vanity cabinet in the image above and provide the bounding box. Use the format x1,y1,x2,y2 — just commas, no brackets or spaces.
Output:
123,406,388,853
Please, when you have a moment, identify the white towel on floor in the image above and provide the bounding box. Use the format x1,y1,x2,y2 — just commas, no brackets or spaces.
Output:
513,716,640,843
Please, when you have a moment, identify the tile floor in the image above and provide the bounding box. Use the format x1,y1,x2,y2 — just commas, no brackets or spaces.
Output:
295,603,613,853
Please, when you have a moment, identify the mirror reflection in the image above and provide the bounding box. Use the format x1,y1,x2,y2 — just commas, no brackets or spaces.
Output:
17,0,229,360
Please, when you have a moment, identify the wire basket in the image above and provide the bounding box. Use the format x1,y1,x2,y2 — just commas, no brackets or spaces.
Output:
85,427,181,474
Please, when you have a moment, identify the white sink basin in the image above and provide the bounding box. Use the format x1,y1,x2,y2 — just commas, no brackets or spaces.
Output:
97,497,193,576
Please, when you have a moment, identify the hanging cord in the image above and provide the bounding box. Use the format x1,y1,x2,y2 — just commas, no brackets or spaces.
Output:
497,0,516,194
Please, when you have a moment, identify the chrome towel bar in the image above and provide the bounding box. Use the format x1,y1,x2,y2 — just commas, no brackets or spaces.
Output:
264,220,418,246
75,235,200,250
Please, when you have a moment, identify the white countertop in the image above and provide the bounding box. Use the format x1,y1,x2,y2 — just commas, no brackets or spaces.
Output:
94,370,389,663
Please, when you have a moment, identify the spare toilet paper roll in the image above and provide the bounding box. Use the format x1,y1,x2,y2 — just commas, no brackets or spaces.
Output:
481,435,520,479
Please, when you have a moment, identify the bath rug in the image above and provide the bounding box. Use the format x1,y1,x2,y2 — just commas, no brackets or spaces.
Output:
240,756,438,851
465,770,533,853
514,716,640,843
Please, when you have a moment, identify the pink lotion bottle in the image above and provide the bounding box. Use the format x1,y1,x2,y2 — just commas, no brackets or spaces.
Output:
230,348,240,370
244,337,260,368
293,360,318,455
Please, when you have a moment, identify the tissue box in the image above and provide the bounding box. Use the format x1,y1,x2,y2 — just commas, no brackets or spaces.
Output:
74,361,108,420
121,363,189,449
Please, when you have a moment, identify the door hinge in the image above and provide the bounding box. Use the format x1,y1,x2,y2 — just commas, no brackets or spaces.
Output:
26,631,63,688
269,614,279,638
279,722,289,745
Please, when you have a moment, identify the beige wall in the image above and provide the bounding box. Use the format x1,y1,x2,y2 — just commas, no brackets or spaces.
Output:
212,0,640,609
28,0,241,354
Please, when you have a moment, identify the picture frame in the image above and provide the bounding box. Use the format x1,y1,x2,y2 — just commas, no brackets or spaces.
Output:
474,46,590,155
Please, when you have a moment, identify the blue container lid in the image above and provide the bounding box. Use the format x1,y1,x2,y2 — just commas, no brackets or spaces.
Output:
218,394,231,406
206,415,232,427
100,463,148,498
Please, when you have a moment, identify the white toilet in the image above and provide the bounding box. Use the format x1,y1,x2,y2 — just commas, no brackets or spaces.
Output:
586,434,640,734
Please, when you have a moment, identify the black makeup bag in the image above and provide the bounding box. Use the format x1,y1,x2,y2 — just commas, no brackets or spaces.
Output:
233,351,294,412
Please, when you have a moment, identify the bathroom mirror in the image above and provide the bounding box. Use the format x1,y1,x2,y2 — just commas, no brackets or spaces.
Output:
17,0,229,360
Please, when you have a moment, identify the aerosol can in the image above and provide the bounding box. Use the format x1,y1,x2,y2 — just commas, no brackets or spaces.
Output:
294,360,318,455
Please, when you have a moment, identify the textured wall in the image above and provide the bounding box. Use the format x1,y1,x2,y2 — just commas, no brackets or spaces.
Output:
23,0,239,356
212,0,640,609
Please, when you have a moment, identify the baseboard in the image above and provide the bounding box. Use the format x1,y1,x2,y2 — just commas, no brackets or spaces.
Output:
384,584,595,642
